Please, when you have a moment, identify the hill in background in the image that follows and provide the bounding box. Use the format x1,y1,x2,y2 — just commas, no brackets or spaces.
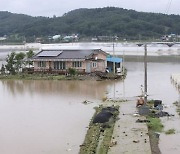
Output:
0,7,180,42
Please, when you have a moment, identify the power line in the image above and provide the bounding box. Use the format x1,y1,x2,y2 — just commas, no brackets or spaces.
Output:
165,0,173,14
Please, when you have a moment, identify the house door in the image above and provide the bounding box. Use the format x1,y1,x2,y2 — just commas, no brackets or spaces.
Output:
86,62,91,73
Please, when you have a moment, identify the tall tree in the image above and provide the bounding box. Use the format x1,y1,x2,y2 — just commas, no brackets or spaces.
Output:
15,52,25,72
5,52,16,74
26,50,35,68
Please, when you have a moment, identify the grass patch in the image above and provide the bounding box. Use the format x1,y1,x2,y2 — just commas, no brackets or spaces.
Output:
173,101,179,106
147,100,155,108
147,100,155,105
79,123,101,154
147,117,164,132
165,129,175,135
98,125,114,154
173,101,180,115
79,107,101,154
79,105,119,154
0,74,69,80
147,116,163,154
177,108,180,115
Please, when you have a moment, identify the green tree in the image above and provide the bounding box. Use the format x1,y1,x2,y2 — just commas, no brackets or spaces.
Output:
15,52,25,72
1,64,5,74
5,52,16,74
26,50,34,67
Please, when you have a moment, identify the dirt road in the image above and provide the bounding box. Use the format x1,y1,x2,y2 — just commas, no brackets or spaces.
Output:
108,100,151,154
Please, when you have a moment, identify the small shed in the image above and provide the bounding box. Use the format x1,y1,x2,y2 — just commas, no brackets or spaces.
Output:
106,57,123,73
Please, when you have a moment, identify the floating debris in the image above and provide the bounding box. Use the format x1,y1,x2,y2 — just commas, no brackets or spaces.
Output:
82,100,94,105
155,111,174,117
133,140,140,143
136,119,150,123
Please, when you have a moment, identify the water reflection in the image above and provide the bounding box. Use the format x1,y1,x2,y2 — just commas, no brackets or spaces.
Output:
1,80,115,101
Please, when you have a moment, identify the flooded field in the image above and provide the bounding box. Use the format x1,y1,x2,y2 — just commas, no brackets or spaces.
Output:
0,62,179,153
0,80,107,154
0,45,180,153
1,42,180,59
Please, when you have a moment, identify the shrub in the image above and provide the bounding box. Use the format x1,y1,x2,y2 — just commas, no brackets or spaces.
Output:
165,129,175,135
147,117,164,132
68,68,77,76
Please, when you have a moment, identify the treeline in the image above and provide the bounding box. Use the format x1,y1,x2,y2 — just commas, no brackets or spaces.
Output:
1,7,180,40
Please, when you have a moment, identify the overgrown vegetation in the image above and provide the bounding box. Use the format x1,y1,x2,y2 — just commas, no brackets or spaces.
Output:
173,101,180,115
2,50,34,75
68,68,77,76
147,117,164,132
1,7,180,41
0,74,66,80
145,103,164,154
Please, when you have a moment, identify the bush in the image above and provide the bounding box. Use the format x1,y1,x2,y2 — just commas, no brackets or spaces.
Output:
147,117,164,132
68,68,77,76
165,129,175,135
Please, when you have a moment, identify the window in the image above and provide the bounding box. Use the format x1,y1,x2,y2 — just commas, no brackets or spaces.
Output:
38,61,46,67
92,62,97,68
54,61,66,70
72,61,82,68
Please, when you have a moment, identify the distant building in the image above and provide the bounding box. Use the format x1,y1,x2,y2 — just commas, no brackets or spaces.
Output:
52,35,61,40
0,37,7,41
30,49,108,74
63,34,79,42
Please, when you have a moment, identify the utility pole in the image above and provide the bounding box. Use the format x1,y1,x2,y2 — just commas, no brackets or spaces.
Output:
144,44,148,104
123,50,125,74
113,40,115,74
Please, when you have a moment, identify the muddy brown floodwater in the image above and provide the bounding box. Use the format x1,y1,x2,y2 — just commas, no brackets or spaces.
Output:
0,61,179,154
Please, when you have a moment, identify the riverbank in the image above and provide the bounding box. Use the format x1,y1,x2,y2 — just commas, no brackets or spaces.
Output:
0,73,125,81
0,72,126,81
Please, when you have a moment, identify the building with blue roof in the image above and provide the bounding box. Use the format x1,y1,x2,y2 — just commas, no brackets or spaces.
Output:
106,56,123,73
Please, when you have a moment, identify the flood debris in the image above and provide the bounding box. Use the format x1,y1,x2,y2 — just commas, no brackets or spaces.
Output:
105,98,128,103
136,99,165,154
136,97,145,107
133,140,140,143
93,111,113,123
139,105,150,115
146,100,174,117
93,107,118,123
155,111,174,117
136,119,150,123
82,100,94,105
109,141,117,147
153,100,162,108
